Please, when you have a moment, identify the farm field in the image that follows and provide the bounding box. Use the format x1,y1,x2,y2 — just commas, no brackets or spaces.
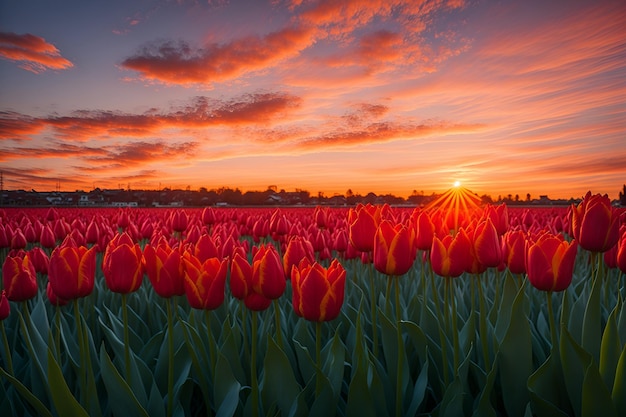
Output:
1,192,625,417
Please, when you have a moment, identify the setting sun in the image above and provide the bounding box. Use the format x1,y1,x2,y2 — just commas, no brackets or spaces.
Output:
454,181,461,188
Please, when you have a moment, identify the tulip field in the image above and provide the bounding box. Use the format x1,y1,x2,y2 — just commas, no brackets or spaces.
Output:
1,190,626,417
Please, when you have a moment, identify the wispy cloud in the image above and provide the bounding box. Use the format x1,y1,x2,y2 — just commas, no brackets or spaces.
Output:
0,92,302,141
0,32,73,73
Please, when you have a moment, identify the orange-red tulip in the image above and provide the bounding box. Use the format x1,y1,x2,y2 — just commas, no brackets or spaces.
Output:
291,258,346,322
526,233,578,292
102,232,144,294
373,220,416,276
503,230,527,274
143,242,185,298
2,251,38,301
230,252,252,301
182,253,228,310
283,236,314,278
230,251,273,311
48,236,96,300
430,230,472,278
571,191,619,252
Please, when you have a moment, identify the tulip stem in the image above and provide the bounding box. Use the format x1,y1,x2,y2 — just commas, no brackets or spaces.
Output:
251,311,260,417
121,294,131,383
166,298,175,417
368,262,379,357
0,321,13,375
54,304,61,361
315,321,323,398
476,274,490,372
394,276,404,417
73,299,87,404
204,309,216,369
448,277,460,375
546,292,557,351
273,299,283,350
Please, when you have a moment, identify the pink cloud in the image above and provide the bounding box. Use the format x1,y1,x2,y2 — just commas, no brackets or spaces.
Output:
0,32,73,73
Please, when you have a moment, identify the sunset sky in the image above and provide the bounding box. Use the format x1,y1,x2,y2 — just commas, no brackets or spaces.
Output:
1,0,625,200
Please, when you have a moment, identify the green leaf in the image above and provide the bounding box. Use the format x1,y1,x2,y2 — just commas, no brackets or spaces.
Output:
599,302,622,391
406,356,428,416
560,324,618,417
527,352,571,417
472,355,499,417
260,337,302,415
498,281,532,417
612,345,626,417
345,358,377,417
495,274,518,343
0,365,54,417
322,325,345,399
99,344,150,417
46,349,90,417
581,272,602,363
214,351,242,417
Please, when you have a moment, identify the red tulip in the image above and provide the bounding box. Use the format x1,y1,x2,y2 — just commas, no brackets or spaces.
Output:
270,209,289,236
314,206,329,229
102,232,144,293
414,210,435,251
231,251,274,311
526,233,578,292
230,252,252,300
143,242,185,298
10,229,27,250
283,236,314,278
503,230,527,274
46,282,69,306
39,225,57,249
182,253,228,310
29,247,50,274
617,232,626,274
85,220,100,245
373,220,416,276
0,290,10,320
48,236,96,300
482,204,509,236
291,258,346,322
430,230,473,278
2,251,38,301
193,234,219,263
201,206,216,226
252,244,285,299
170,210,188,234
473,218,503,268
348,203,380,253
571,191,619,252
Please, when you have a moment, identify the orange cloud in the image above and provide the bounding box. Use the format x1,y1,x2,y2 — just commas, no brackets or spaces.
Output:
121,26,316,85
0,111,46,139
1,92,301,141
0,32,73,73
